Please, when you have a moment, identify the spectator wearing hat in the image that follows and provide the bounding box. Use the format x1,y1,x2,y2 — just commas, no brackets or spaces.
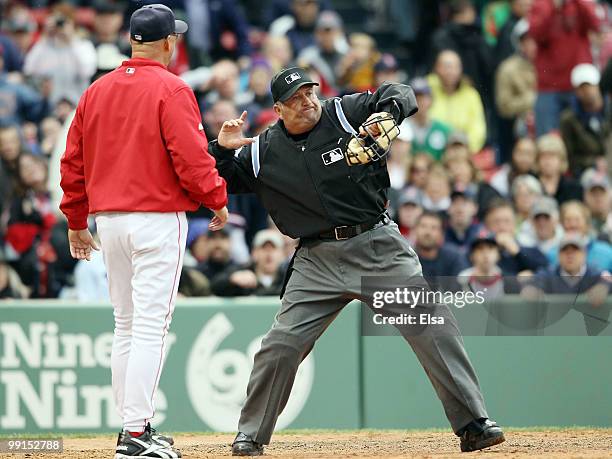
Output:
394,187,423,241
24,3,97,106
181,219,234,298
493,0,534,67
528,0,600,137
194,225,238,282
490,137,537,198
495,18,537,163
0,17,26,72
269,0,325,56
427,49,486,153
406,77,452,161
484,198,549,275
261,0,332,28
517,196,564,261
457,230,505,299
445,189,483,255
185,217,244,267
554,200,612,272
560,63,610,175
521,233,611,334
4,5,37,59
238,59,275,127
413,211,468,285
535,133,582,205
90,0,130,56
374,53,401,87
297,10,348,93
211,229,286,297
580,169,611,239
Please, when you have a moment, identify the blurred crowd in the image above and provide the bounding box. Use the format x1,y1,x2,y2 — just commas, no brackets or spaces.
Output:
0,0,611,303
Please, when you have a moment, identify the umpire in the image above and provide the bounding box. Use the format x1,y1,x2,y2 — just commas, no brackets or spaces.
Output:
209,67,505,455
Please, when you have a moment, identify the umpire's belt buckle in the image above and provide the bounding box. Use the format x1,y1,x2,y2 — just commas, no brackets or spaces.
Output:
334,226,350,240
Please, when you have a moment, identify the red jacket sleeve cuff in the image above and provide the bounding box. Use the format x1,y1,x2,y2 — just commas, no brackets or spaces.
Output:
67,216,89,231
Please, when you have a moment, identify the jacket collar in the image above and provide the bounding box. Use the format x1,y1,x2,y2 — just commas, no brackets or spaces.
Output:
121,58,167,69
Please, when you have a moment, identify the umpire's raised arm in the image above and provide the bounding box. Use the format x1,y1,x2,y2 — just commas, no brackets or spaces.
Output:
340,82,419,127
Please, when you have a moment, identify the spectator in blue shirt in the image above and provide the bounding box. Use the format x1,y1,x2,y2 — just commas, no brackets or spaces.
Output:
550,200,612,272
521,233,610,335
414,211,468,291
445,189,482,255
269,0,326,55
483,199,549,275
0,46,49,126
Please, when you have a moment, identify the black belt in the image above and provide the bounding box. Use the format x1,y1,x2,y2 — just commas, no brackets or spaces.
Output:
315,213,389,240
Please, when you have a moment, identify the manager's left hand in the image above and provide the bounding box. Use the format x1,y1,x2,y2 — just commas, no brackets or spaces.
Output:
68,229,99,261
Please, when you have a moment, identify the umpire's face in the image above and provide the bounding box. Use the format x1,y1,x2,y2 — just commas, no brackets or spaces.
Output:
274,84,322,135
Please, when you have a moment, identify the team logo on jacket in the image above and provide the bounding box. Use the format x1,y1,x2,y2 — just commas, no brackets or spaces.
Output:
321,148,344,166
285,72,301,84
126,67,135,74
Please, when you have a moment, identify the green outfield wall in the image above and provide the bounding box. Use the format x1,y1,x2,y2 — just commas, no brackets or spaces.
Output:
1,298,610,434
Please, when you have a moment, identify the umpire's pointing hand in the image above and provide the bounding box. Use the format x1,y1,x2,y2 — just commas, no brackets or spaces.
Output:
218,111,256,149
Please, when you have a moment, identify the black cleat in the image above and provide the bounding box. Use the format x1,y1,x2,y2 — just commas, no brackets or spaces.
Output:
147,423,174,446
232,432,264,456
115,424,181,458
459,418,506,452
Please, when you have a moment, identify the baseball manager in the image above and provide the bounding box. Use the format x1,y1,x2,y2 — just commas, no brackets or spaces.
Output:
60,4,228,458
209,67,506,455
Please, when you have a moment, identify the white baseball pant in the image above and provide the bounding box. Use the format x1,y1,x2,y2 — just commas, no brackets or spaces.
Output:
95,211,187,431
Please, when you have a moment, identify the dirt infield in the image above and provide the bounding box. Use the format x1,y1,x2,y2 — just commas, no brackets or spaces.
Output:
2,429,611,458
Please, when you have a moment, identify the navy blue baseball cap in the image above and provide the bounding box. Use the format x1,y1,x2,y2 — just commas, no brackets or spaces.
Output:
130,4,188,43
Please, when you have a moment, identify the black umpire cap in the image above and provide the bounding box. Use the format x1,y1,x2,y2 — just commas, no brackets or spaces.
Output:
271,67,319,103
130,4,188,43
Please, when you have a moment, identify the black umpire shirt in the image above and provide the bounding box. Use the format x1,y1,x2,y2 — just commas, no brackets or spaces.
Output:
208,83,418,239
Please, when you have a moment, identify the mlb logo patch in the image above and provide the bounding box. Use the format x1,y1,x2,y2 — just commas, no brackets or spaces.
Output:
321,148,344,166
285,72,302,84
126,67,136,74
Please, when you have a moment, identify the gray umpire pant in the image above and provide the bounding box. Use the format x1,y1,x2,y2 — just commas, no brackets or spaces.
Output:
238,221,489,445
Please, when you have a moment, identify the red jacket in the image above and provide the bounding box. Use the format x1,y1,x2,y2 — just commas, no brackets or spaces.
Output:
528,0,600,92
60,58,228,230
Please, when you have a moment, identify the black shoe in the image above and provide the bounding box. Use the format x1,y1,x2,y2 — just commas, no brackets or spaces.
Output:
232,432,264,456
115,424,181,458
459,418,505,452
147,423,174,446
